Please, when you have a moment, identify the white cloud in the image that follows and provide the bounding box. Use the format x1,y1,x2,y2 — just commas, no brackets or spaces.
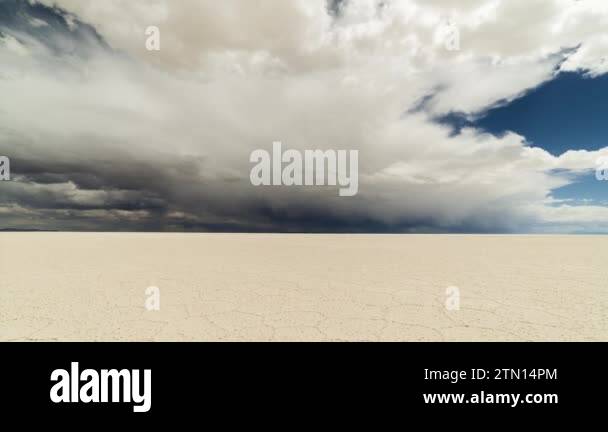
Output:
1,0,608,231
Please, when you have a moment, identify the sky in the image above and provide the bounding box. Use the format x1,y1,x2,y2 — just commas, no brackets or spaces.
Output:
440,71,608,214
1,0,608,233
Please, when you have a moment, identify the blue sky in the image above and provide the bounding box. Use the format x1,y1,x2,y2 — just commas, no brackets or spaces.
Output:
441,71,608,207
478,72,608,207
476,72,608,156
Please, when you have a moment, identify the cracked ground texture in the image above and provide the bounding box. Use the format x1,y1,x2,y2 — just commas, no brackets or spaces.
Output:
0,233,606,341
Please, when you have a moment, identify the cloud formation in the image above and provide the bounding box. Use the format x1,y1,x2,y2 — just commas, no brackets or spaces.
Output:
1,0,608,232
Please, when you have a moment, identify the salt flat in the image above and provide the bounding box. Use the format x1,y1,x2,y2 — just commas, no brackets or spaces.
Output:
0,233,606,341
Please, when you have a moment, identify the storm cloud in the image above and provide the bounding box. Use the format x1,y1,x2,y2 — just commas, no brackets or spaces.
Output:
1,0,608,232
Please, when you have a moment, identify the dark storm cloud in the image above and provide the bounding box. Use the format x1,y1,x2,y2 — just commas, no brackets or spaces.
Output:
0,0,109,56
2,0,608,232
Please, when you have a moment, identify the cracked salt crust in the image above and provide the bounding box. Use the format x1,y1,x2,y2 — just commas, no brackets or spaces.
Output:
0,233,606,341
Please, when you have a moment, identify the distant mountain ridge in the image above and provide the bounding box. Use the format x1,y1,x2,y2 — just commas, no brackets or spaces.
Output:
0,228,58,231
